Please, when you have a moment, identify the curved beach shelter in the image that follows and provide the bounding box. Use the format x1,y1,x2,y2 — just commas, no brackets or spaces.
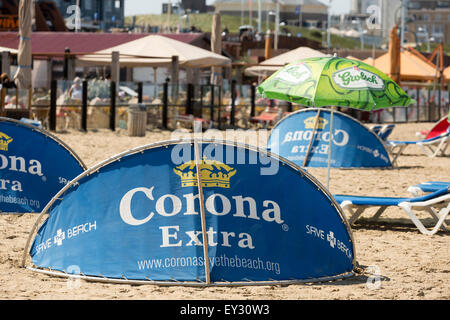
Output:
76,35,232,68
0,117,86,213
244,47,328,78
267,108,392,168
23,139,356,286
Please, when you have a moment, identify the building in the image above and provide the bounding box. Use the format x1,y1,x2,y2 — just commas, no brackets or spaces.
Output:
351,0,402,45
406,0,450,45
162,0,214,14
0,0,125,32
42,0,125,31
213,0,328,29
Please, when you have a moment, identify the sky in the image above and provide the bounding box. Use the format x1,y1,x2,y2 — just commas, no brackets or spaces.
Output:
124,0,351,17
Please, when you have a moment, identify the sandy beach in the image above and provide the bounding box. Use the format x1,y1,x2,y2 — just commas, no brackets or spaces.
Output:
0,122,448,300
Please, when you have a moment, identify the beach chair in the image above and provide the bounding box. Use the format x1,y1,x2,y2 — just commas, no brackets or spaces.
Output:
334,187,450,235
370,125,383,135
416,116,450,139
408,181,450,196
173,114,212,131
378,124,395,141
249,107,283,129
386,131,450,163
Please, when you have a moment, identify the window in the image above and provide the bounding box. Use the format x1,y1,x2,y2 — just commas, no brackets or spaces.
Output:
423,14,429,21
115,0,121,9
408,1,420,9
84,0,92,11
104,0,112,12
435,14,441,21
433,24,443,34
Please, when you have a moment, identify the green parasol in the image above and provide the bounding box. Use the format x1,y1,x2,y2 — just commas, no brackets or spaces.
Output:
258,55,415,188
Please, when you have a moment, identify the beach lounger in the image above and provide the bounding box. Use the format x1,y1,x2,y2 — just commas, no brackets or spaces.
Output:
334,187,450,235
174,114,212,130
408,181,450,196
378,124,395,141
370,125,383,135
250,107,283,129
386,131,450,163
416,116,450,139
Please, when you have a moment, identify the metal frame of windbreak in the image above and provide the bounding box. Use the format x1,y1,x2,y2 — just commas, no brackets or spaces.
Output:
21,138,357,286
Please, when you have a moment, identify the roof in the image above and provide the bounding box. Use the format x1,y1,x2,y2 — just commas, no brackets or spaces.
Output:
245,46,328,77
444,66,450,82
0,46,18,54
0,32,205,55
369,50,439,82
77,35,231,68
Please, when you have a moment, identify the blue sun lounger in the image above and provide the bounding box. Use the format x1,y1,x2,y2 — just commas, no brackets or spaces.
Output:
386,131,450,164
408,181,450,196
370,125,383,135
369,124,395,141
334,187,450,235
378,124,395,141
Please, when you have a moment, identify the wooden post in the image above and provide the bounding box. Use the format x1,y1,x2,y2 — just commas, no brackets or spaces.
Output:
137,82,143,103
49,79,57,131
81,80,87,132
1,51,10,76
250,83,256,117
111,51,120,85
264,30,272,60
416,87,420,122
171,55,179,102
230,79,236,126
162,78,169,129
218,84,222,129
287,102,293,112
210,84,215,124
110,81,116,131
186,83,194,115
63,48,70,80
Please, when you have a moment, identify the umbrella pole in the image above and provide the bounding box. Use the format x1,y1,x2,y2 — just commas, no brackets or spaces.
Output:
326,107,334,190
194,140,211,285
303,109,321,167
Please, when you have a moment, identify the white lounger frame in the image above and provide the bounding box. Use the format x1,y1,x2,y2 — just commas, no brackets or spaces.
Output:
387,134,449,165
339,193,450,235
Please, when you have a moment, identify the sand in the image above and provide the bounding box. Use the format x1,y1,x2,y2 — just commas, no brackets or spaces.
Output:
0,122,448,300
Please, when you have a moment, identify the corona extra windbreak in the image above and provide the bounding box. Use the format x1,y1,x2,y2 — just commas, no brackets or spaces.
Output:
268,108,392,168
0,118,86,213
26,140,356,285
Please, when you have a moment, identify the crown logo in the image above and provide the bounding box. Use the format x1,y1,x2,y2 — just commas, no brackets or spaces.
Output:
0,132,13,151
173,157,236,188
304,117,328,130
